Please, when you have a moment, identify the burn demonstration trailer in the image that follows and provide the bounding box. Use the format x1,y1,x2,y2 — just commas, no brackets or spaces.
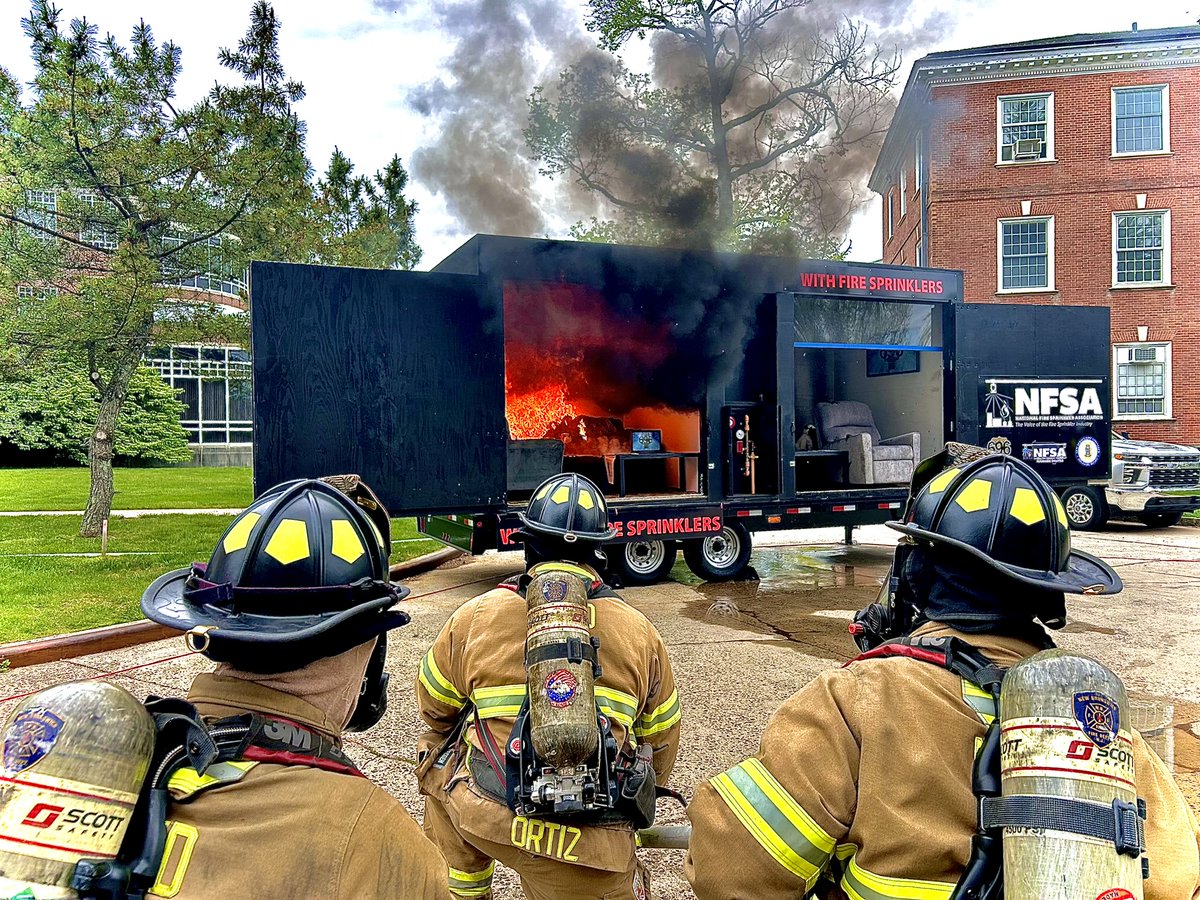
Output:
251,235,1112,583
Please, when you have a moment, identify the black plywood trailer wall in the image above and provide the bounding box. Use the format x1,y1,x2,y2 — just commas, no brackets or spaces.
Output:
250,261,507,513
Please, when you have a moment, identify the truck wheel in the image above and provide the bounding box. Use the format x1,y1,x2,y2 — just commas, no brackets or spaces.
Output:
1138,512,1183,529
683,523,752,581
609,539,678,586
1059,486,1108,531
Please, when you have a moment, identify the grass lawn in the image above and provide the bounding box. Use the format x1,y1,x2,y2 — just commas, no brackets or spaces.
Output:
0,466,253,511
0,514,442,644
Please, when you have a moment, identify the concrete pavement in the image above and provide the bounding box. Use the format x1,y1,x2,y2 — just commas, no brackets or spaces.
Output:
2,523,1197,899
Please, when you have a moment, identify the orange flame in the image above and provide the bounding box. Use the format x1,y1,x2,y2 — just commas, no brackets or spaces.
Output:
506,380,579,439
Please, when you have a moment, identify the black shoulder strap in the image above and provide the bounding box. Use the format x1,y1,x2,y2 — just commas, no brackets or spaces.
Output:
847,635,1004,697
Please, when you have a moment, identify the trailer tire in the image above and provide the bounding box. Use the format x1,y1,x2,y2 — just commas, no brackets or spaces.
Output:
683,523,752,581
1138,512,1183,529
609,539,678,586
1059,485,1108,531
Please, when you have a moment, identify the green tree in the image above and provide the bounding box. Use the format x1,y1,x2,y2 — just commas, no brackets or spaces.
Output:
0,359,190,464
0,1,309,535
313,147,422,269
527,0,899,254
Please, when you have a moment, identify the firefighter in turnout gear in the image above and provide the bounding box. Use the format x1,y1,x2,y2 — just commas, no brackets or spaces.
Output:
417,473,681,900
685,447,1200,900
135,477,451,899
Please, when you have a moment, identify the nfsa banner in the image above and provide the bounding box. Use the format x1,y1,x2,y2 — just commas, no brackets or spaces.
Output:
978,377,1110,480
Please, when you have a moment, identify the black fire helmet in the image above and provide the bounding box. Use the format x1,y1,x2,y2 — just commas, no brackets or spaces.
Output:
142,479,410,674
887,453,1121,595
516,473,618,544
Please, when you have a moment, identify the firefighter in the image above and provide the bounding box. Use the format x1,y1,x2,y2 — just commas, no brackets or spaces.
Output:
138,477,451,899
416,473,681,900
685,448,1200,899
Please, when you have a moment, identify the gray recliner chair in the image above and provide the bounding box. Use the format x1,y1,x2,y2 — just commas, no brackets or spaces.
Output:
815,401,920,485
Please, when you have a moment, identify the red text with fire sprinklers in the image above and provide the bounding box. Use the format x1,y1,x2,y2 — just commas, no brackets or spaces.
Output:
798,272,945,295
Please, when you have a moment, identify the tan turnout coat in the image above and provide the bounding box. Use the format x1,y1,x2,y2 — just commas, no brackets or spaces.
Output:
685,623,1200,900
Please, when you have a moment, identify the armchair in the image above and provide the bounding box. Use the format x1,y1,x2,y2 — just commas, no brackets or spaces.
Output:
815,401,920,485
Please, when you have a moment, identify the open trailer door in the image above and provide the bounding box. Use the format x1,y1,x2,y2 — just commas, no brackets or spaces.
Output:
952,303,1111,484
250,261,506,514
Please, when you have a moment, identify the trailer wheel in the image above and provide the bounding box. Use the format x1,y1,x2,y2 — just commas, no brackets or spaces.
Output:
1059,485,1108,531
683,522,752,581
1138,512,1182,529
609,539,678,586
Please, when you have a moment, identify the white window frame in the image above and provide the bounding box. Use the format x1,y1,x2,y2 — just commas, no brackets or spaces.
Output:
996,92,1054,165
997,216,1055,293
899,167,907,217
1111,210,1170,288
1113,342,1172,420
886,190,894,240
914,133,922,191
1111,84,1169,157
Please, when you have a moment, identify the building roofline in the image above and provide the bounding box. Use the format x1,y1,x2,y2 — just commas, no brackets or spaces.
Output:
869,24,1200,193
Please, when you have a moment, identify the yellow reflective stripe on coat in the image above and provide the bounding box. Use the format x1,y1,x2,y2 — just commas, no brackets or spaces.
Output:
447,861,495,897
634,689,681,738
710,758,835,886
595,686,637,731
471,684,526,719
961,681,996,725
840,855,953,900
420,650,466,709
167,760,257,799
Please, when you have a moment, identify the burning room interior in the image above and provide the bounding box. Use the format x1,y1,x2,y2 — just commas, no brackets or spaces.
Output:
503,280,702,496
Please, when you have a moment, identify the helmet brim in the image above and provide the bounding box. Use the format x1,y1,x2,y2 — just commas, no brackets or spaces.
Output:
514,515,618,543
885,521,1123,595
142,567,412,643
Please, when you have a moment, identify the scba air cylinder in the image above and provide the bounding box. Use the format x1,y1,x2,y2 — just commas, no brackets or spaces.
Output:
0,682,155,899
525,567,598,769
999,649,1144,900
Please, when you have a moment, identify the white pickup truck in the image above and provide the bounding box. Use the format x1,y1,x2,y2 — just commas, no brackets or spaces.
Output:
1059,432,1200,529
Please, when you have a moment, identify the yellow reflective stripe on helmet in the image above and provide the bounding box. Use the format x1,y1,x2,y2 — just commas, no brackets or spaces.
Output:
709,758,835,886
264,518,309,564
448,862,495,897
840,855,953,900
420,651,466,709
471,684,526,719
634,689,681,738
961,681,996,725
167,760,257,799
593,686,637,731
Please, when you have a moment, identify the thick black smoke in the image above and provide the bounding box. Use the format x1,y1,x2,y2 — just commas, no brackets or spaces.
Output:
411,0,952,248
408,0,592,236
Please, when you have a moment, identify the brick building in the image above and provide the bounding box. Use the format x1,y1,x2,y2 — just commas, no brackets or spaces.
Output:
871,25,1200,445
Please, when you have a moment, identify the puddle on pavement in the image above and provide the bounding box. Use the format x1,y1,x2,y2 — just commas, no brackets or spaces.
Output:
678,544,892,662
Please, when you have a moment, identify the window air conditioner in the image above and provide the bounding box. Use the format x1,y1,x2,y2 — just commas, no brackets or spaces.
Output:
1012,138,1043,160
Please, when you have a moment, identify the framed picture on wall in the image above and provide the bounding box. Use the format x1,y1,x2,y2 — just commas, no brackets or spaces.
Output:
866,348,920,377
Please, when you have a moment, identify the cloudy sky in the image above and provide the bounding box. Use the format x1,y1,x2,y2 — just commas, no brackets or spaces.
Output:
2,0,1196,267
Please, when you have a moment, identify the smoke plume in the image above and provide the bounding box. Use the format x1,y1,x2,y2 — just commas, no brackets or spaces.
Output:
410,0,953,248
408,0,592,236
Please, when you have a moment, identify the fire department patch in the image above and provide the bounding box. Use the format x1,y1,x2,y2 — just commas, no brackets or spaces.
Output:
1095,890,1135,900
545,669,578,708
3,707,64,774
541,579,568,602
1074,691,1119,748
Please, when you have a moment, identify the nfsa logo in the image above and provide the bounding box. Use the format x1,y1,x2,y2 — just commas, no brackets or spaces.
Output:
1016,387,1103,416
22,802,65,828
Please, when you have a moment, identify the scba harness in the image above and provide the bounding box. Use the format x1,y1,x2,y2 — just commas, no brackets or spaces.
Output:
461,569,680,830
849,636,1147,900
69,697,362,900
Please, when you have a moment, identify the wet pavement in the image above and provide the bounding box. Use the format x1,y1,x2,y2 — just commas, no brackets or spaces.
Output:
2,523,1198,899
